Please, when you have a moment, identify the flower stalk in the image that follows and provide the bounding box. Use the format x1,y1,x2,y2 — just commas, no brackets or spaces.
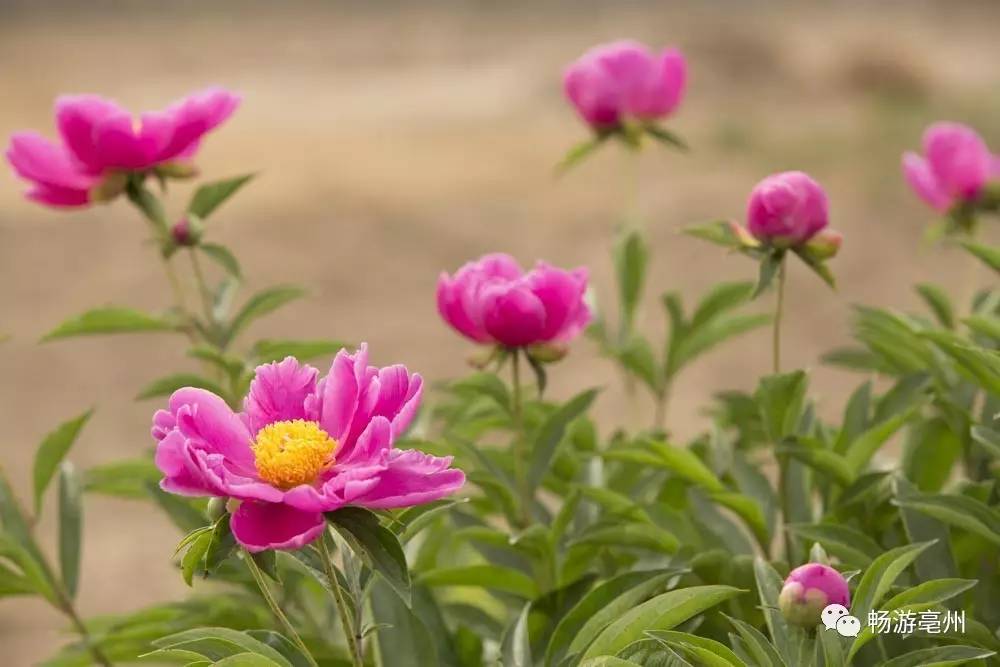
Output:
318,534,363,667
244,549,318,667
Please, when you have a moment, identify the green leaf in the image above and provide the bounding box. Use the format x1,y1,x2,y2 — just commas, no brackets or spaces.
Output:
707,492,769,548
920,330,1000,395
752,253,783,298
723,614,784,667
878,645,996,667
892,493,1000,546
960,239,1000,274
369,580,442,667
528,388,598,492
778,439,854,486
416,565,537,599
755,371,808,442
213,654,285,667
570,523,679,554
615,336,660,394
915,283,955,329
844,404,921,473
851,541,935,619
0,534,58,603
326,507,410,604
179,528,213,586
228,286,307,343
971,426,1000,459
200,243,243,279
135,373,227,401
42,307,175,341
555,134,608,174
501,603,532,667
149,626,292,667
579,658,639,667
645,630,746,667
581,585,743,659
752,558,797,666
683,220,744,249
548,569,682,666
188,174,254,219
881,578,977,612
821,346,887,373
902,417,962,492
787,523,882,568
604,441,724,492
645,124,689,151
614,228,649,334
690,282,755,328
33,410,93,513
57,462,82,598
250,338,351,365
792,247,836,289
675,313,770,370
83,458,161,499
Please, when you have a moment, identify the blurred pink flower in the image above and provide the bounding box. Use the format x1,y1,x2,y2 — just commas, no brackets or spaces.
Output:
6,87,239,208
564,40,686,130
437,253,590,349
747,171,829,247
778,563,850,627
152,346,464,552
902,122,996,212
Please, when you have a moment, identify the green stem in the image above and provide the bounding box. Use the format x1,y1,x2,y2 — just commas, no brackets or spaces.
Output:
58,589,112,666
772,258,787,374
653,378,672,432
511,348,531,527
244,550,318,667
188,248,214,323
318,535,363,667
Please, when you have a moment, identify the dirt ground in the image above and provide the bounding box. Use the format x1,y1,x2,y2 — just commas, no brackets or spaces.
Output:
2,1,999,663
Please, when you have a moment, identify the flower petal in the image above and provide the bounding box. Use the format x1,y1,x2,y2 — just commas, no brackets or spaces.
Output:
56,95,134,170
481,282,547,347
244,357,319,434
230,501,325,552
526,263,590,342
311,345,369,445
902,152,951,212
168,388,254,471
353,449,465,509
150,87,240,163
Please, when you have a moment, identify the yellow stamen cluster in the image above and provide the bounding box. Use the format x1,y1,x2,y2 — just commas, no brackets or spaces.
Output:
252,419,337,490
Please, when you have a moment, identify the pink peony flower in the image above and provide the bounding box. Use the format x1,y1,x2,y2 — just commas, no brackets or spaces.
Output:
778,563,850,628
151,345,465,552
902,122,997,212
564,40,686,131
6,87,239,208
747,171,829,247
436,253,591,349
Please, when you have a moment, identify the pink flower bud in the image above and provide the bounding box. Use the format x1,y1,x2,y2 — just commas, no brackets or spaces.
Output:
747,171,829,248
437,253,590,349
902,122,996,212
171,217,202,246
563,40,686,131
778,563,850,628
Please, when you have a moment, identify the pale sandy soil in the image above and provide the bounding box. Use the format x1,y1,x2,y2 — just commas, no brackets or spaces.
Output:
1,1,999,663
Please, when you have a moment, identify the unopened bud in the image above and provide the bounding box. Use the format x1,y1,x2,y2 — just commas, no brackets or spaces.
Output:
171,216,204,247
778,563,850,628
206,497,227,521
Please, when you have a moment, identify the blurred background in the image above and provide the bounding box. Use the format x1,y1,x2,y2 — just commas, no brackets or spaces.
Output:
2,0,1000,663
